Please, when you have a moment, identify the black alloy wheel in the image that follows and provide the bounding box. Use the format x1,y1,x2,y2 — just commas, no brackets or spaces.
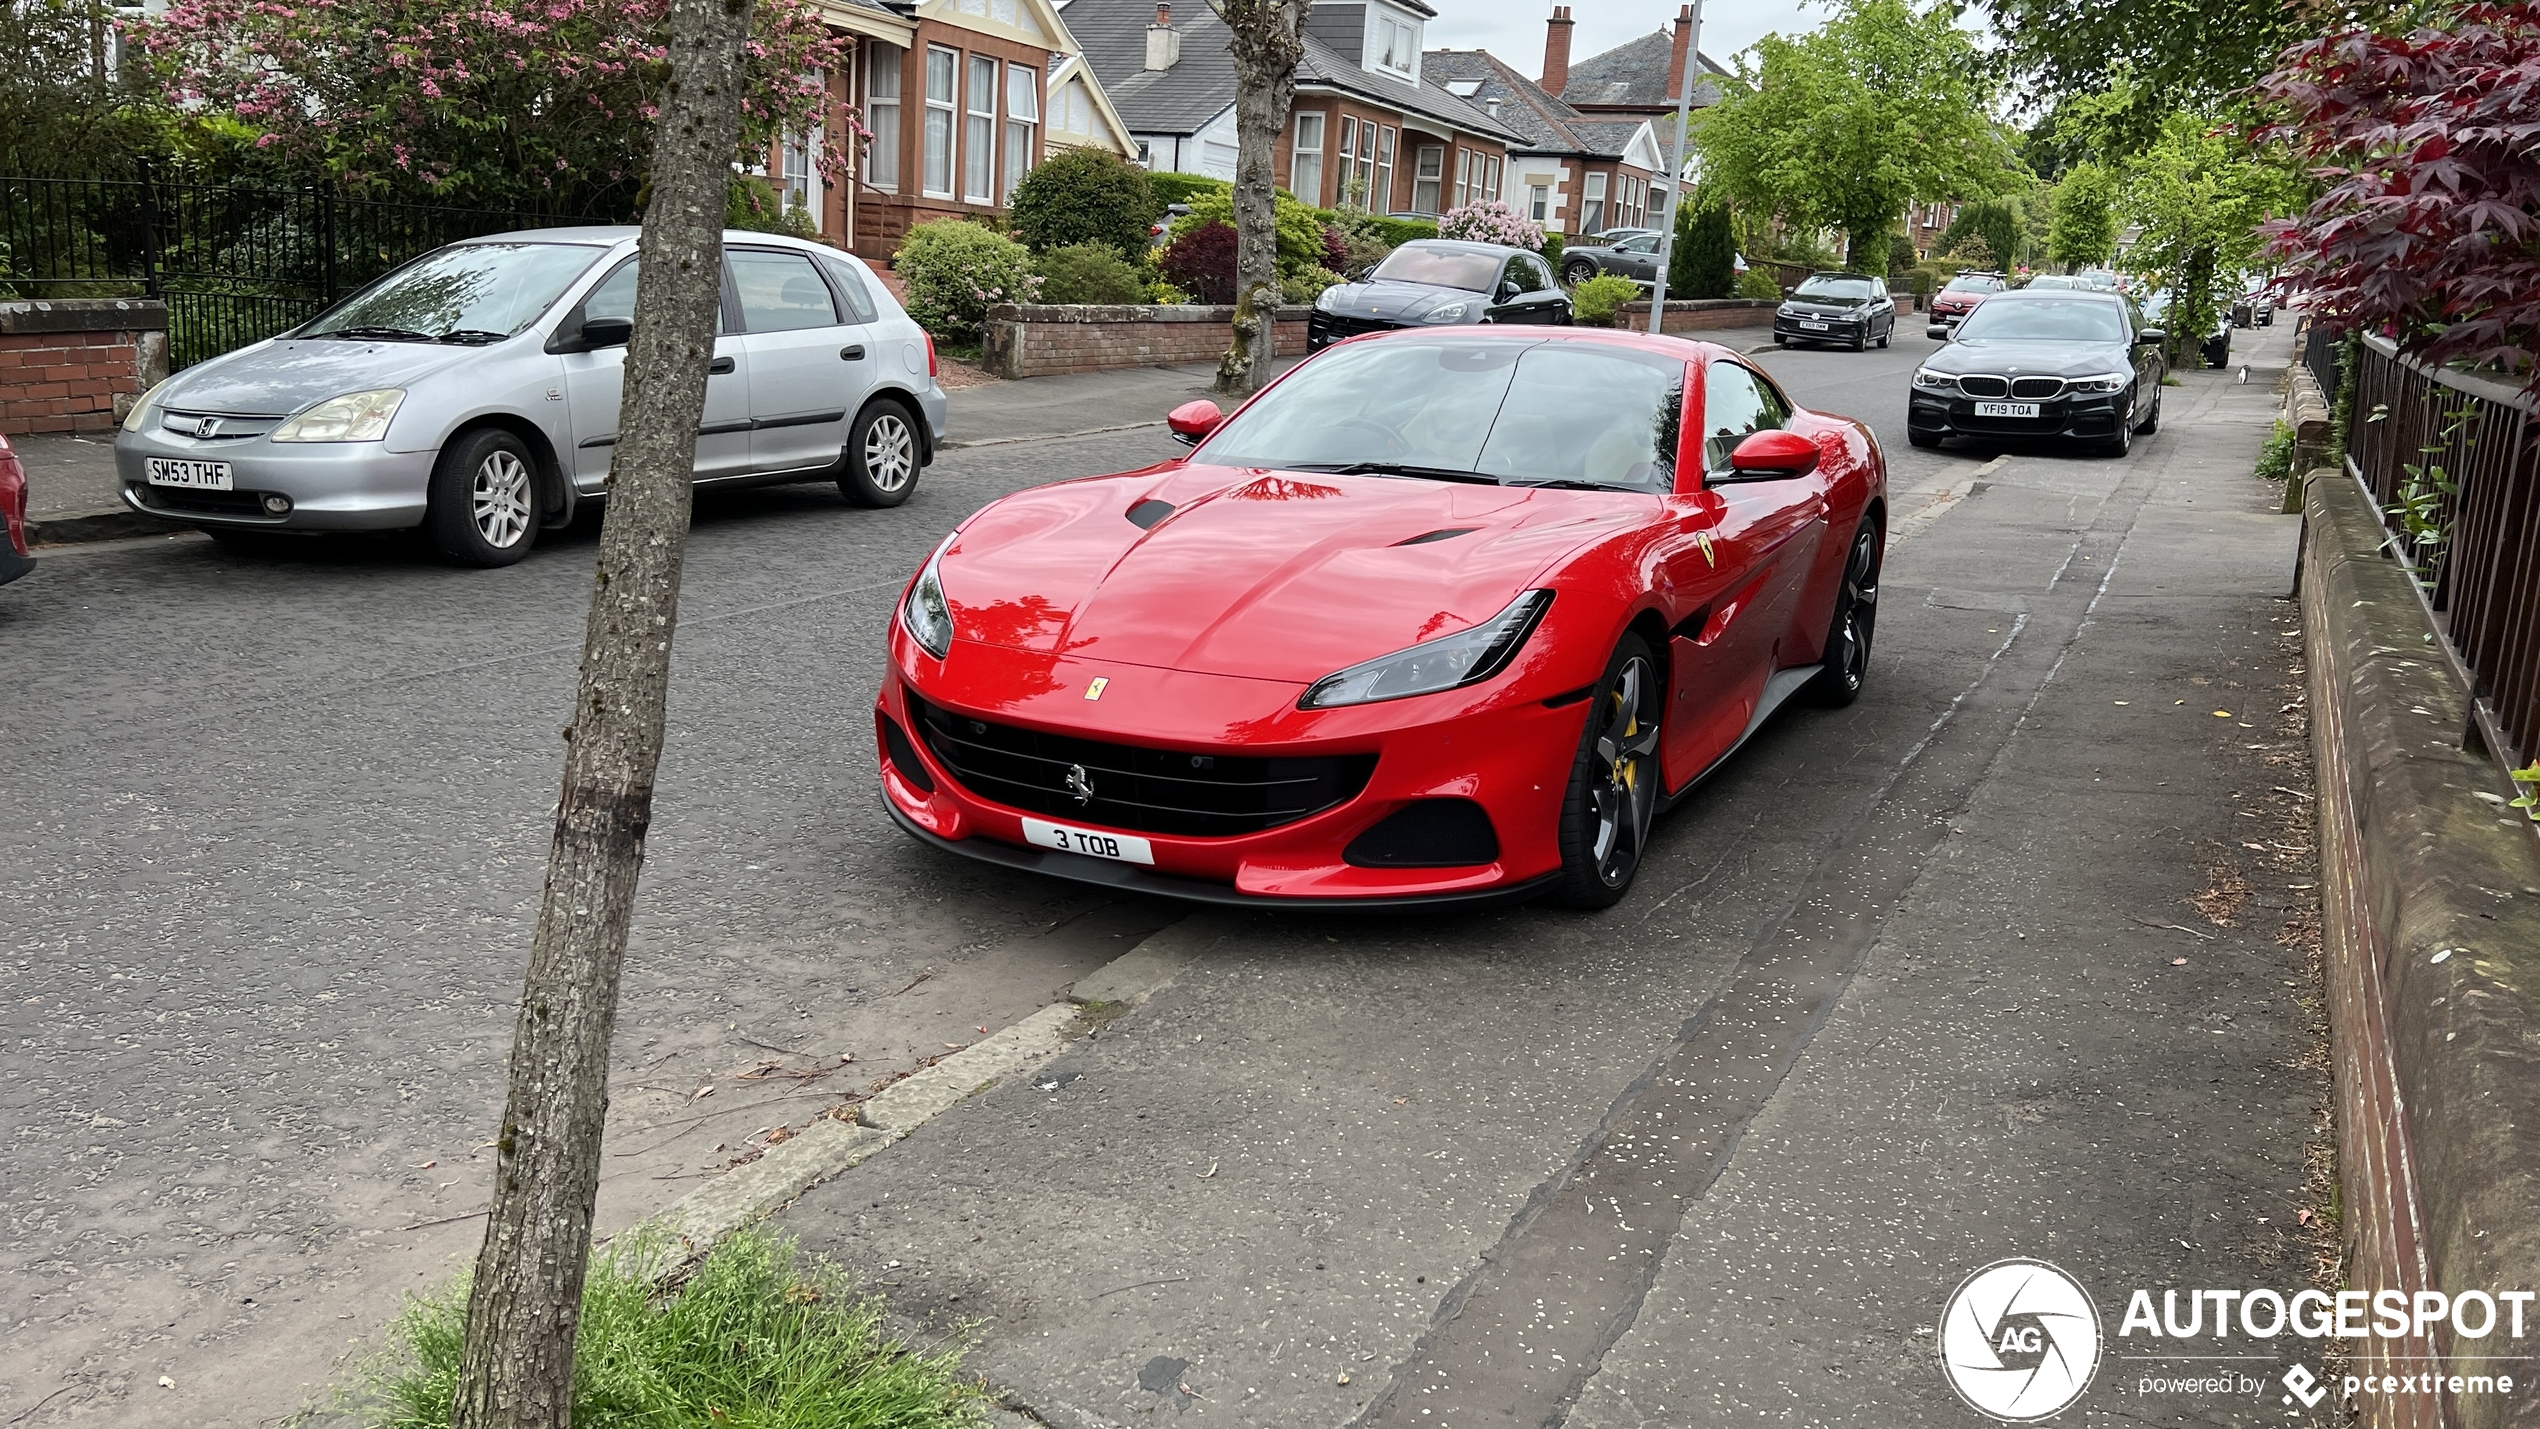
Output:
2103,389,2137,457
1554,634,1664,908
1809,519,1881,707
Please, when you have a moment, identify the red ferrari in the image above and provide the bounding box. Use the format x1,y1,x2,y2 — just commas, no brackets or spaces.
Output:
875,328,1885,909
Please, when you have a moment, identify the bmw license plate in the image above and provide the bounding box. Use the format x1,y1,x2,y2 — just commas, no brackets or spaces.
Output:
145,457,234,490
1974,401,2042,418
1021,817,1155,865
1800,320,1828,331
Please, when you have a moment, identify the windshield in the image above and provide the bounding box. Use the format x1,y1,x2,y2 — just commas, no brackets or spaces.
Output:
1796,277,1873,299
303,242,605,343
1955,300,2126,342
1196,338,1684,493
1371,246,1501,293
1942,276,1997,294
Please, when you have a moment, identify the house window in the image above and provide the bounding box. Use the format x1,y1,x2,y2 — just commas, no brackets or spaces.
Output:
1528,183,1548,222
1003,62,1037,199
1292,112,1325,206
1456,149,1474,209
782,130,814,217
1412,144,1442,215
1485,156,1502,202
1375,125,1395,214
1372,14,1416,76
866,45,902,192
922,46,956,198
964,54,997,203
1582,171,1607,234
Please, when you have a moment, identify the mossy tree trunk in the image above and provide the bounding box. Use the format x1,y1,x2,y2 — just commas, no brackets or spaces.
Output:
1211,0,1307,398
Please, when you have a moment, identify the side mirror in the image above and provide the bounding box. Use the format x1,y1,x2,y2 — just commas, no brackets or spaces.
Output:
2136,327,2166,345
1354,265,1376,282
1719,430,1821,481
1497,283,1523,304
574,315,634,351
1166,399,1223,446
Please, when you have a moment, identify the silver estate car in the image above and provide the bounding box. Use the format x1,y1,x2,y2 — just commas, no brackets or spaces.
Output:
114,228,949,566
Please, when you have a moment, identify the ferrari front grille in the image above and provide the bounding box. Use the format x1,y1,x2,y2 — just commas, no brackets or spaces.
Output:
908,695,1376,838
1957,375,2010,398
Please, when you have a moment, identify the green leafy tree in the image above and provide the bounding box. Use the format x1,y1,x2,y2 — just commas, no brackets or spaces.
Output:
2046,161,2118,270
1009,148,1160,259
1988,0,2406,133
1673,195,1737,299
1695,0,2014,269
1938,198,2026,271
1,0,164,176
2119,113,2293,366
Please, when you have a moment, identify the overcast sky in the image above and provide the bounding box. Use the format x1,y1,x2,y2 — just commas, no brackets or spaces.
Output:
1425,0,1834,78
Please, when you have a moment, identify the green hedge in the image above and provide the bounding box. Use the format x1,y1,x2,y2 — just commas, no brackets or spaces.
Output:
1364,215,1438,248
1148,172,1231,208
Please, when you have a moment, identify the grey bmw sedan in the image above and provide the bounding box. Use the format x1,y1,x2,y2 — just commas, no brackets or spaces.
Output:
115,227,949,566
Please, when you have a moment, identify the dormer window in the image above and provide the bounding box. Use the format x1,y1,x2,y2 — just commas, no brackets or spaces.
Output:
1369,8,1419,79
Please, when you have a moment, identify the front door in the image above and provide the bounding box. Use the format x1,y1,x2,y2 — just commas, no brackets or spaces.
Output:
559,257,752,488
727,246,862,476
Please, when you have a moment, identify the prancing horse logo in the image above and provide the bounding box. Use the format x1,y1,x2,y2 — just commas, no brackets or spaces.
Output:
1064,764,1095,806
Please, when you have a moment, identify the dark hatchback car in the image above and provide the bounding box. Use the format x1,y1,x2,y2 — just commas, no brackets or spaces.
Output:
1773,272,1898,350
0,435,32,587
1908,290,2166,456
1309,240,1571,350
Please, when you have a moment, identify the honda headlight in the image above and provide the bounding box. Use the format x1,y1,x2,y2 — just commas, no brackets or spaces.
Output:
270,388,405,442
2067,372,2133,395
1912,368,1960,393
1299,590,1552,710
899,532,956,659
1424,299,1481,324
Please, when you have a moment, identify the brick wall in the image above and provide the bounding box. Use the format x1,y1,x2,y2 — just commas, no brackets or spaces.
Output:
1613,298,1781,333
0,299,170,436
981,304,1311,380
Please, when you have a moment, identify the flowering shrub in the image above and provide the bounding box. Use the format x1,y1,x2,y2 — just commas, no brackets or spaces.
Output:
1437,199,1545,252
895,220,1040,338
129,0,855,215
1159,221,1238,303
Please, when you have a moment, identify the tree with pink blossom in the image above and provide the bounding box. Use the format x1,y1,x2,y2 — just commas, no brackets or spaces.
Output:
1437,199,1545,253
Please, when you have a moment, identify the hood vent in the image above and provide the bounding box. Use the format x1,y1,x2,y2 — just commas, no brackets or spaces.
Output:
1393,527,1478,546
1126,498,1176,529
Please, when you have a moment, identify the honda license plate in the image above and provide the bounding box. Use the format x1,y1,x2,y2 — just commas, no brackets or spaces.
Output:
1020,818,1155,865
145,457,234,490
1974,401,2042,418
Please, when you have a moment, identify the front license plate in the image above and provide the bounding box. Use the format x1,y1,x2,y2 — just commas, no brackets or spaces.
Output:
1974,401,2042,418
145,457,234,490
1800,320,1829,331
1021,818,1155,865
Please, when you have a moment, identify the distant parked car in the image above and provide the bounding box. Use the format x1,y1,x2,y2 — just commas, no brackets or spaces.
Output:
2075,269,2121,291
2232,280,2276,328
1773,272,1898,351
1926,271,2007,338
114,228,948,567
1559,232,1666,287
2024,274,2087,290
1308,240,1571,349
0,434,31,587
2139,290,2233,368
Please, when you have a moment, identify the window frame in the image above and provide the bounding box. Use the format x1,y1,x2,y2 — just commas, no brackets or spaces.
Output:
865,44,903,193
1581,170,1607,235
963,52,998,204
1291,111,1326,207
921,45,957,199
1002,60,1038,200
1412,143,1443,216
1528,182,1549,222
1374,125,1395,214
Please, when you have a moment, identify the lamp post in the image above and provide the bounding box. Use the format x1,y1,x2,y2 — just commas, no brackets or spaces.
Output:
1645,0,1704,334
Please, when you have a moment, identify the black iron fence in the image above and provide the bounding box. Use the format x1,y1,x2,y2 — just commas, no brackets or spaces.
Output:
2347,334,2540,767
2302,317,2346,413
1,174,610,369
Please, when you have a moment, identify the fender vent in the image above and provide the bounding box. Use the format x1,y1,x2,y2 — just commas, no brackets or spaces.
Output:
1393,527,1478,546
1126,499,1176,529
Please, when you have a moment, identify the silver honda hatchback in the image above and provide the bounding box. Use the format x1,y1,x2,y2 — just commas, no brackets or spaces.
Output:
114,228,950,566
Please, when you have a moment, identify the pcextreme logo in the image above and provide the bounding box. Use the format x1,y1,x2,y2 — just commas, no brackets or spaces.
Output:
1939,1259,2104,1421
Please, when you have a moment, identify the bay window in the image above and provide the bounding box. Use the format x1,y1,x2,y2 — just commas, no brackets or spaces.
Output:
865,45,902,192
1582,171,1607,234
1003,62,1037,199
1374,125,1394,213
1412,144,1442,215
922,46,955,198
1292,112,1325,206
963,54,996,203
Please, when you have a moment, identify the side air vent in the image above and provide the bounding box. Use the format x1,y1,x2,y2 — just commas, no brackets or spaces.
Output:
1127,499,1176,529
1393,527,1478,546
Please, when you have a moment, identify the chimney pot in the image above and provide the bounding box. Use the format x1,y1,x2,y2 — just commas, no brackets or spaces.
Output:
1156,2,1170,21
1541,4,1576,96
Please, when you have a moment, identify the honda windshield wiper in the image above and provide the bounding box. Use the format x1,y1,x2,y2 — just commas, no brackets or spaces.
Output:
308,325,434,342
1290,461,1499,484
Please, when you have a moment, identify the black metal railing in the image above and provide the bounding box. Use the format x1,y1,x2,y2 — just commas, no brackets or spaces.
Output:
2347,334,2540,766
0,174,610,368
2302,318,2346,413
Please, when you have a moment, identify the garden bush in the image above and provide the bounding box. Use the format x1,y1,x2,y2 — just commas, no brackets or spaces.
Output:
1736,266,1784,300
1009,148,1159,258
1674,196,1736,299
1325,213,1396,276
1159,221,1237,303
1170,191,1329,276
1541,231,1565,269
1570,274,1642,327
1032,242,1148,305
1148,171,1231,208
1365,214,1439,248
894,218,1039,338
1437,198,1544,251
1282,264,1343,305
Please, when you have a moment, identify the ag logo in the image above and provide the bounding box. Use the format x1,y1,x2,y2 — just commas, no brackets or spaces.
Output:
1938,1258,2102,1421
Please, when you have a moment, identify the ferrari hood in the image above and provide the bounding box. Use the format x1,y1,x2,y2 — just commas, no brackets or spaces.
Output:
938,464,1644,685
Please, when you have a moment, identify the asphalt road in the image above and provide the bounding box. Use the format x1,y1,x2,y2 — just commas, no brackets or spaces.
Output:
0,321,2306,1428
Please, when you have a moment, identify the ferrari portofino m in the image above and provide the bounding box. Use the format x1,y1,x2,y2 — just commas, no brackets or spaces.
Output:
876,329,1886,909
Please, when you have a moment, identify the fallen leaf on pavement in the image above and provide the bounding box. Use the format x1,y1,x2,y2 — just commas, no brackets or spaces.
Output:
690,1085,714,1101
411,1161,434,1169
2171,958,2190,966
1336,1373,1351,1386
766,1125,793,1145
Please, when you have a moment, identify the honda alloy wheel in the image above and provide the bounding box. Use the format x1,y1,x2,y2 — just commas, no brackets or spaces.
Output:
426,427,540,567
842,401,920,508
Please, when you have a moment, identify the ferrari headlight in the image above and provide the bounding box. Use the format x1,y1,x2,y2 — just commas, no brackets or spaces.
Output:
899,532,956,659
2067,372,2133,395
1424,299,1480,324
121,378,168,433
1299,589,1552,710
1912,368,1959,392
270,388,405,442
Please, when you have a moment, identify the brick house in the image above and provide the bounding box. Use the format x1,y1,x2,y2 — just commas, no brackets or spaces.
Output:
1419,48,1671,241
1068,0,1522,217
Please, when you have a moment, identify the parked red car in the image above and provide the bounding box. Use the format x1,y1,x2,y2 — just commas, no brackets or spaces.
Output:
874,327,1887,910
0,435,33,587
1925,271,2006,338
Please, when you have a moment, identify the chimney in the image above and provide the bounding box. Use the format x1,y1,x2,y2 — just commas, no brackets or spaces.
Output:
1541,5,1574,96
1667,4,1694,101
1146,3,1180,70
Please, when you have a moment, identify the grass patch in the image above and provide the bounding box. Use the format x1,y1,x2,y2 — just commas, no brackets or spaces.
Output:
2254,419,2297,485
346,1226,988,1429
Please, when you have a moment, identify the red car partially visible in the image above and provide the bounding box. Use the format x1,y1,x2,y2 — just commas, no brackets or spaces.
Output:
0,434,32,587
1925,271,2006,335
873,327,1888,911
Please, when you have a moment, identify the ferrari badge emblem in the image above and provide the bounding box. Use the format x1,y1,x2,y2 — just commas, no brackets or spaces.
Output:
1696,531,1716,567
1064,764,1096,805
1084,677,1109,701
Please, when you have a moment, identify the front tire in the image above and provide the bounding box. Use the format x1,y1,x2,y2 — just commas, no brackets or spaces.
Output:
840,400,921,508
2102,391,2137,457
1552,635,1663,909
1563,259,1598,286
426,428,539,568
1809,519,1881,707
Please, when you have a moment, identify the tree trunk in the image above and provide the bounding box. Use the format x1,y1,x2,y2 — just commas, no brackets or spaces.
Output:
447,0,753,1423
1212,0,1307,398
